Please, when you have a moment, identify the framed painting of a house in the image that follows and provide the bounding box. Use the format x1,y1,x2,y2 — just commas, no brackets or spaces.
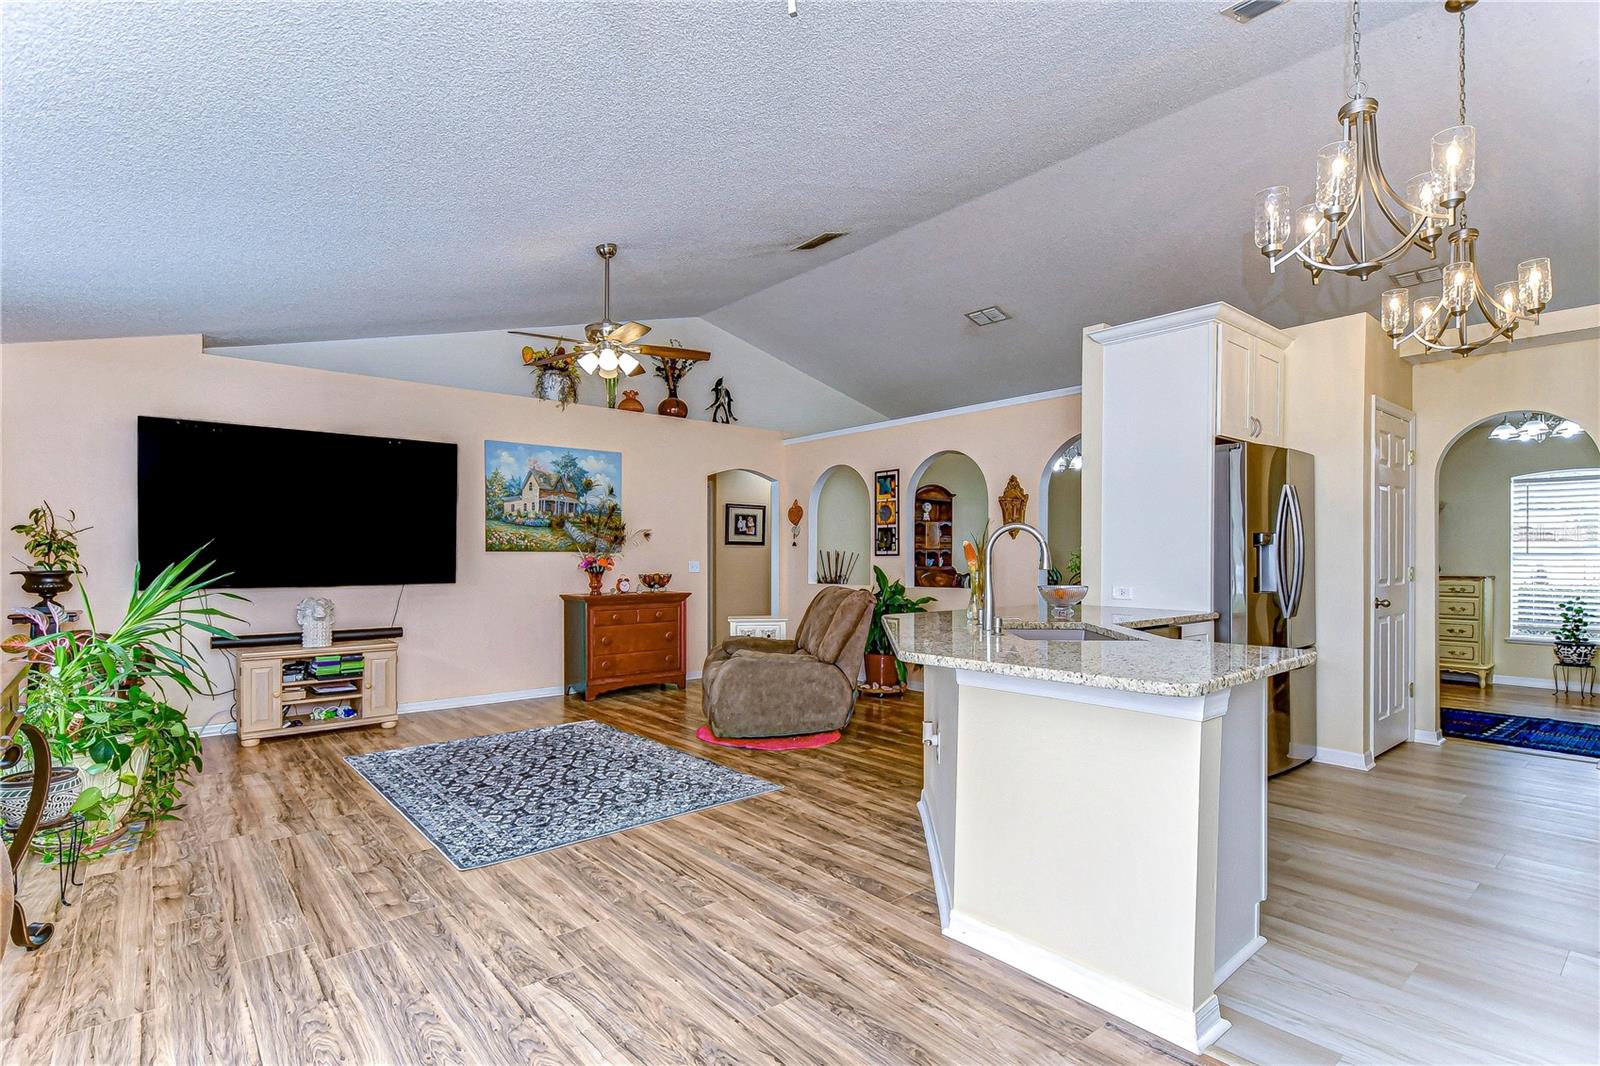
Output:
484,440,622,552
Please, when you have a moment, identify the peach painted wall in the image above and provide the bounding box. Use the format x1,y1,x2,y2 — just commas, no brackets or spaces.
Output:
0,335,786,726
781,391,1083,623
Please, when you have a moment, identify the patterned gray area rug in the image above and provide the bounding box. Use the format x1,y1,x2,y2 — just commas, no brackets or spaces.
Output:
344,720,780,870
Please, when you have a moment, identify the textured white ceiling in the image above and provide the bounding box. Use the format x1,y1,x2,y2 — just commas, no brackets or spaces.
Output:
2,0,1417,349
709,0,1600,416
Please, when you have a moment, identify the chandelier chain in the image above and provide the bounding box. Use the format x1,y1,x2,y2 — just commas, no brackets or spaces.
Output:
1456,9,1468,125
1349,0,1364,99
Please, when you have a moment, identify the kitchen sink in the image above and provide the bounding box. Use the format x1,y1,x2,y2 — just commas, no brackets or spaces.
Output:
1006,627,1126,642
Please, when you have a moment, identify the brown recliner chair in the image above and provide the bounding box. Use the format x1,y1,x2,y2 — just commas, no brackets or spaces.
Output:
701,586,874,738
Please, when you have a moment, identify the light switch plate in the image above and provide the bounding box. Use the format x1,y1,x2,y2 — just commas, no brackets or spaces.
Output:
688,561,701,573
1112,585,1135,600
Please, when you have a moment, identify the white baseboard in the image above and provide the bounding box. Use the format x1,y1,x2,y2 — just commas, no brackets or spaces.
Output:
917,793,951,929
945,911,1229,1054
1214,934,1266,988
199,721,238,737
1412,729,1444,745
1312,747,1375,771
1491,673,1553,690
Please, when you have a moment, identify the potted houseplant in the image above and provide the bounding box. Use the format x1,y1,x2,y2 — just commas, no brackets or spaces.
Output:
10,501,89,614
1552,598,1595,667
12,546,241,856
865,565,935,689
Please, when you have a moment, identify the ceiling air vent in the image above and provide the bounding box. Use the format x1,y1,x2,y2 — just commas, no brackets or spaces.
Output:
965,306,1010,326
793,231,849,251
1221,0,1288,23
1389,265,1445,288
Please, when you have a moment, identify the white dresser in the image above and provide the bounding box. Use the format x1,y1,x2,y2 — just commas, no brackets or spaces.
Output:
1438,575,1494,687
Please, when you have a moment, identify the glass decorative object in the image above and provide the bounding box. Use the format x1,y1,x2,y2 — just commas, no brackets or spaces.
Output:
296,597,335,649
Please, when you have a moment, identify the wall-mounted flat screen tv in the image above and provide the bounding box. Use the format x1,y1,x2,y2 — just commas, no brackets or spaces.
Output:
138,416,457,588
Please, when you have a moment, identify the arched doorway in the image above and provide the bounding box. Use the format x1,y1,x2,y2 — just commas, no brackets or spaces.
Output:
1038,437,1083,583
707,468,780,647
1433,410,1598,744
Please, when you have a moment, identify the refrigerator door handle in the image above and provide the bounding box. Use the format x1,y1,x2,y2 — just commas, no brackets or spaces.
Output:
1285,484,1306,619
1273,484,1293,619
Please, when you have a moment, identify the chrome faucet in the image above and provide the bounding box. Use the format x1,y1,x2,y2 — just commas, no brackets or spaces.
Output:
980,522,1052,634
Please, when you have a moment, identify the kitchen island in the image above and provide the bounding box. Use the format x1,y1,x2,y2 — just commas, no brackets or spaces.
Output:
885,606,1316,1053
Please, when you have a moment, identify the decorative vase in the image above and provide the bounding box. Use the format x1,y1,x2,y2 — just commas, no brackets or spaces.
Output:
13,569,73,613
658,395,688,418
587,569,604,595
0,765,82,828
1555,642,1596,667
618,390,645,413
863,653,900,690
966,570,985,627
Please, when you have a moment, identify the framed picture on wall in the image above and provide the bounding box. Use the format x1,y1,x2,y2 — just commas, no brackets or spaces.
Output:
724,503,766,546
874,468,900,556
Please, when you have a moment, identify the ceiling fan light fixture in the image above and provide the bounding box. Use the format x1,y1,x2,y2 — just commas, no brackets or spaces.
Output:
577,351,601,375
1487,416,1518,440
1554,418,1584,439
618,351,640,376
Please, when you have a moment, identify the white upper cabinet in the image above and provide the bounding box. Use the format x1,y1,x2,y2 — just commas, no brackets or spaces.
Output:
1216,320,1286,446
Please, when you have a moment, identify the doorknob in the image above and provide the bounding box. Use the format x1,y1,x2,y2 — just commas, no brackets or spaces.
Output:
1373,597,1392,609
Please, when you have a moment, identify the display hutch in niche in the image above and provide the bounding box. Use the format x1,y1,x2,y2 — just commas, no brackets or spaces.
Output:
914,484,959,587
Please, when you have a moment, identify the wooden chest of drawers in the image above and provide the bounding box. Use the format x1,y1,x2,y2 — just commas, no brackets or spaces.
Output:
1438,575,1494,687
561,592,690,701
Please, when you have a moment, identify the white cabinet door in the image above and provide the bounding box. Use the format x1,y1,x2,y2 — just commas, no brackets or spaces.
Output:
1250,341,1285,445
1215,323,1254,442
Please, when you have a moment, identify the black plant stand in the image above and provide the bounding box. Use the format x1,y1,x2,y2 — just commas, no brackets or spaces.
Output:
3,812,86,908
1554,663,1596,700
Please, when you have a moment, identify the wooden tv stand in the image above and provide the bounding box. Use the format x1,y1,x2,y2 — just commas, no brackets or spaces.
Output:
232,637,399,746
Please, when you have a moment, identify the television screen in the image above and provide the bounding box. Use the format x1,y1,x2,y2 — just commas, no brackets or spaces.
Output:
138,416,457,588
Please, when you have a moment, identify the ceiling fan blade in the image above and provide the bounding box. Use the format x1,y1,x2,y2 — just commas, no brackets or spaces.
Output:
509,330,575,343
608,321,651,345
636,343,711,361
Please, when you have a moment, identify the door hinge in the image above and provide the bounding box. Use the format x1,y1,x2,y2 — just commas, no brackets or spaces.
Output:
1407,565,1415,581
1406,448,1416,467
1408,681,1415,698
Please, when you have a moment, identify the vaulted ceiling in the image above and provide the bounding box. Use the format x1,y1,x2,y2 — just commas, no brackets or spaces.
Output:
4,1,1595,418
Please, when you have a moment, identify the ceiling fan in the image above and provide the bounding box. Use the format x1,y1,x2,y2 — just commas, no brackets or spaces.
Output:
509,243,709,378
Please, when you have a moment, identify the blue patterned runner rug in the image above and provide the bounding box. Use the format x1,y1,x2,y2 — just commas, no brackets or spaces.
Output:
345,720,780,869
1441,708,1600,759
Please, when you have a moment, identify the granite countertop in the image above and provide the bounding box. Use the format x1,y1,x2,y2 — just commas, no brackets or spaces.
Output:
883,606,1316,698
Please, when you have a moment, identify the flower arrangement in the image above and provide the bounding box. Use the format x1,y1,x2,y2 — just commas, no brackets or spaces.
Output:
577,553,615,576
10,501,90,573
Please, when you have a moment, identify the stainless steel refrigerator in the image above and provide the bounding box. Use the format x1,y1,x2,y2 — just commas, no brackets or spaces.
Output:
1213,441,1316,776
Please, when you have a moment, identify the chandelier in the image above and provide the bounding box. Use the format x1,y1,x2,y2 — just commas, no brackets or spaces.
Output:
1487,413,1585,445
1251,0,1552,358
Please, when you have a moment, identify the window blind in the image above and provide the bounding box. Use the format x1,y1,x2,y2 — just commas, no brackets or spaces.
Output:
1510,468,1600,640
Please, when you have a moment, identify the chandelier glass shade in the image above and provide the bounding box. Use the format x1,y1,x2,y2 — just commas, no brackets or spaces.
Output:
1487,413,1584,444
1252,0,1552,359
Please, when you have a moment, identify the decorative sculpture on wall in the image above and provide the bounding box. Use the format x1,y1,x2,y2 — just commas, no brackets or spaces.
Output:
707,378,738,424
787,499,804,546
998,475,1029,537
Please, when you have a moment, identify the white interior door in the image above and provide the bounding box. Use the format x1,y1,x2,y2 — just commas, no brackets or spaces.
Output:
1371,401,1414,756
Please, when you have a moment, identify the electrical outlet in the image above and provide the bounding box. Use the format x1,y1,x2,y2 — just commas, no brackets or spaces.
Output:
1113,585,1135,600
687,561,701,574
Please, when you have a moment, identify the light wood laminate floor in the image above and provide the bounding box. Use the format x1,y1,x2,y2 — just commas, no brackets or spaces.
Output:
1441,677,1600,727
4,685,1596,1065
3,685,1195,1066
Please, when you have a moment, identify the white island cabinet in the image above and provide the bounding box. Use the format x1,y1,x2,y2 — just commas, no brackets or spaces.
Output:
889,607,1315,1054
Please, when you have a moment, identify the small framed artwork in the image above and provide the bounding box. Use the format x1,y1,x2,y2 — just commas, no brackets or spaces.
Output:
874,468,900,556
725,503,767,546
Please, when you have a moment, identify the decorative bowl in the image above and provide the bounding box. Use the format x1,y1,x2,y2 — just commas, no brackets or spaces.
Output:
1038,584,1089,618
638,572,672,591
